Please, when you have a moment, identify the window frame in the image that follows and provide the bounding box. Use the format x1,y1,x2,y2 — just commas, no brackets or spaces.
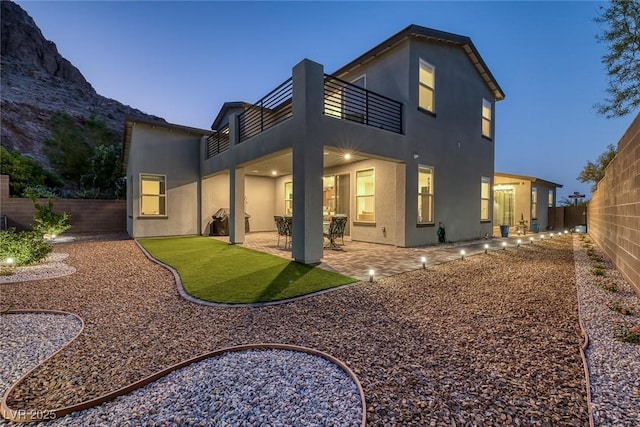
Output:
480,176,491,221
139,173,167,217
418,59,436,114
355,168,375,224
482,98,492,139
284,181,293,215
548,189,554,208
531,187,538,220
417,165,435,225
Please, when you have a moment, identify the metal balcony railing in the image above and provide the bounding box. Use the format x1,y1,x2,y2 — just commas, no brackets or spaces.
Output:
323,74,403,134
238,78,293,143
205,126,230,159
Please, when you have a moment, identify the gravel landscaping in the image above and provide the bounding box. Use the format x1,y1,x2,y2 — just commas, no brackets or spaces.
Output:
0,234,608,425
574,236,640,426
0,253,75,285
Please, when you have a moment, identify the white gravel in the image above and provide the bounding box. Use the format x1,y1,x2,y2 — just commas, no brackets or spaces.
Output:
0,253,75,284
0,313,81,426
574,237,640,426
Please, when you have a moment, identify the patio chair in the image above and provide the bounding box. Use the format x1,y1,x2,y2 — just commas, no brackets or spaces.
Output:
274,216,292,249
324,216,347,249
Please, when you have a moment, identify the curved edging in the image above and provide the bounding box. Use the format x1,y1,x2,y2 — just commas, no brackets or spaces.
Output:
572,235,595,427
2,342,367,426
1,309,85,422
135,239,362,308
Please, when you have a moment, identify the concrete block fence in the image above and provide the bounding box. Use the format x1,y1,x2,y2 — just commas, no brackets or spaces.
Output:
588,113,640,296
0,175,126,233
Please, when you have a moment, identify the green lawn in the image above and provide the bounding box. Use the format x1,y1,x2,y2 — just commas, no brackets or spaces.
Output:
138,236,357,304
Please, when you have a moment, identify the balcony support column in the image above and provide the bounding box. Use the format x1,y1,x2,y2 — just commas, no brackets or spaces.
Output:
229,166,245,244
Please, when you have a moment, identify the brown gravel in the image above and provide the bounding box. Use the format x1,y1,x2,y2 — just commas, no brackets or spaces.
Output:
1,235,589,425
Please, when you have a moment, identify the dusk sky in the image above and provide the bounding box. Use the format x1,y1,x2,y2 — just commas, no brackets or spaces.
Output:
15,0,636,201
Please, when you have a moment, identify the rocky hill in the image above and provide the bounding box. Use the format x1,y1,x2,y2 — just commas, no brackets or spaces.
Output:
0,0,164,168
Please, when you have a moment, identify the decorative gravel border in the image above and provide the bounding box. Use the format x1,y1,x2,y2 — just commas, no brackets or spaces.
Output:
0,310,84,422
0,253,75,285
1,341,366,425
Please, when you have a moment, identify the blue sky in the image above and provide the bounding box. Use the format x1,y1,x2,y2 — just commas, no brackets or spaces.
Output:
15,0,636,200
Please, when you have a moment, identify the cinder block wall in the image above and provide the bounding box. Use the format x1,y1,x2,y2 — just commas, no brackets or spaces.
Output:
588,113,640,296
0,175,126,233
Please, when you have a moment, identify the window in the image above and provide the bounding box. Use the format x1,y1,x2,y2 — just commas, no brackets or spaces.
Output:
418,166,434,223
284,181,293,215
140,174,166,216
548,189,554,207
356,169,375,222
481,177,491,221
531,187,538,219
419,59,435,113
482,98,492,138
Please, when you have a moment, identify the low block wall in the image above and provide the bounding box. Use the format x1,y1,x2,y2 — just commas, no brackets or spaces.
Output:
0,175,126,233
588,113,640,296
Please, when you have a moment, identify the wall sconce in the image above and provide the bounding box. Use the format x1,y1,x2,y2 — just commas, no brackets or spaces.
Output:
484,243,489,254
369,269,375,282
421,256,426,269
413,153,419,159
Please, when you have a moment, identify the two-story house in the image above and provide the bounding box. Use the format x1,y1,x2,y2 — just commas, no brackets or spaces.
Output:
122,24,505,264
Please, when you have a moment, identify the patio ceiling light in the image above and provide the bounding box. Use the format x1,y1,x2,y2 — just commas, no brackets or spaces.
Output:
369,269,375,282
271,170,277,176
421,256,426,269
344,153,352,160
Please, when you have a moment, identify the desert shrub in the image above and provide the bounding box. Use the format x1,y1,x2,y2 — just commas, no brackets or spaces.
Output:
23,185,60,199
0,229,52,266
32,198,71,236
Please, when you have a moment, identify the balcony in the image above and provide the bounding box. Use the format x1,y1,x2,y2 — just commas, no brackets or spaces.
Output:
205,125,230,159
323,74,403,134
238,78,293,143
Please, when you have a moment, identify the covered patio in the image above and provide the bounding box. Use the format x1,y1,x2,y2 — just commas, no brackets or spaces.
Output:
212,231,520,281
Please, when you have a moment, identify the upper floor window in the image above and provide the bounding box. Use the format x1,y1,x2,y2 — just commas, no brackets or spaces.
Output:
418,166,434,224
481,177,491,221
548,189,554,207
419,59,435,113
482,98,492,138
531,187,538,219
140,174,166,216
356,169,375,222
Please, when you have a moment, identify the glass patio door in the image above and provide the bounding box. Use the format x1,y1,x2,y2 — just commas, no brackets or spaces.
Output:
494,188,515,226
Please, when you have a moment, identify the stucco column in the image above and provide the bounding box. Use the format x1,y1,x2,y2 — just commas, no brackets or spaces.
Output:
291,59,324,264
229,167,245,244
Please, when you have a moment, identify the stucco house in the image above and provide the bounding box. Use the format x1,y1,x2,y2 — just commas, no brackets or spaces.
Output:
493,172,562,234
123,24,505,264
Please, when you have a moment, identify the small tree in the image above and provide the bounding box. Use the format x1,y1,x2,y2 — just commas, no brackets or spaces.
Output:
44,112,92,182
0,146,62,196
31,198,71,237
578,144,618,190
595,0,640,118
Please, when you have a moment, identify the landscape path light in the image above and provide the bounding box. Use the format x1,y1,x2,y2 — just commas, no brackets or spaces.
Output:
529,236,534,244
517,239,521,247
369,269,375,282
460,250,465,260
502,241,507,250
540,234,545,241
420,256,426,269
484,243,489,254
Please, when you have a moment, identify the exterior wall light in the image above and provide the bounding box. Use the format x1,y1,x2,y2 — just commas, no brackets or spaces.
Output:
484,243,489,254
421,256,426,269
502,241,507,250
460,250,465,260
369,269,375,282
